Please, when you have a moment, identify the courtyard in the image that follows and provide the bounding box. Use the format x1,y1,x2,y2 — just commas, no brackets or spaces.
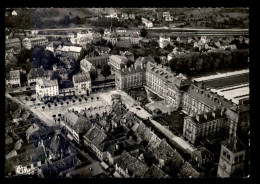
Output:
13,90,115,127
154,110,185,136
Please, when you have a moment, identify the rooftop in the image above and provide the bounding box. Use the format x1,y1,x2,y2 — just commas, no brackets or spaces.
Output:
37,78,58,88
185,84,233,109
73,73,91,83
66,161,103,178
56,45,82,53
63,112,91,134
189,108,226,125
116,151,148,177
85,54,110,61
6,38,20,44
146,61,189,88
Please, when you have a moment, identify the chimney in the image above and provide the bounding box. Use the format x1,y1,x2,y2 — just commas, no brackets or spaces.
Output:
204,114,207,120
212,112,216,118
116,144,119,150
196,115,200,122
221,108,225,116
129,67,131,72
125,65,127,69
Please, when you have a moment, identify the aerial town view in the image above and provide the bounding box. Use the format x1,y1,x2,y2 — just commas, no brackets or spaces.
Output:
5,8,249,178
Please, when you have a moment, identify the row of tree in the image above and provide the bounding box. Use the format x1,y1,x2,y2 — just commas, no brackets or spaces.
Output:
91,17,128,28
169,49,249,77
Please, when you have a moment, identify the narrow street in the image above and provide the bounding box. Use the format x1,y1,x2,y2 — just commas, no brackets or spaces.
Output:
150,119,196,153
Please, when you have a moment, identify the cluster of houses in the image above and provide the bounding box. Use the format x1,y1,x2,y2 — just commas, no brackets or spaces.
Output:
55,93,200,178
103,27,142,48
110,49,249,177
69,30,102,47
5,98,110,178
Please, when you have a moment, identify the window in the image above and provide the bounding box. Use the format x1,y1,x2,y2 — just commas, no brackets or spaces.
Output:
223,151,227,156
239,155,243,161
227,154,230,160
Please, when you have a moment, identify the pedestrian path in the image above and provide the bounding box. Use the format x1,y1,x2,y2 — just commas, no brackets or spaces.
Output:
150,119,196,153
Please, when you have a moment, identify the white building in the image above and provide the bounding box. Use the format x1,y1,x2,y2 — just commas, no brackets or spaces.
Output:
11,10,17,16
22,37,48,50
72,73,92,96
80,59,96,73
158,34,172,49
36,78,59,101
141,18,153,28
56,45,82,59
108,55,128,70
163,12,173,21
27,68,48,86
6,70,21,87
105,12,118,19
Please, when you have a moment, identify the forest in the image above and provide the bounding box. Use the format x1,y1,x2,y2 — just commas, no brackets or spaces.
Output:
168,49,249,77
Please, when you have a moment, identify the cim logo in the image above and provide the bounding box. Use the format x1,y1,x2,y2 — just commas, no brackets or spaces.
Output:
16,165,34,175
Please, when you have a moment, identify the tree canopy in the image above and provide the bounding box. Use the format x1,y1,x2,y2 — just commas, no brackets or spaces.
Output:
140,28,148,38
101,63,111,81
169,49,249,77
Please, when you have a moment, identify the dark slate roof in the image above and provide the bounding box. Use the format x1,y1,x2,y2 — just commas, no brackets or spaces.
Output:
63,112,91,134
144,164,168,178
193,147,214,160
66,161,104,178
222,137,246,153
85,54,110,61
116,65,145,75
146,61,189,88
179,162,200,178
7,146,45,169
92,46,111,53
153,139,184,166
185,84,233,109
115,151,148,177
52,155,80,172
189,108,226,125
84,124,107,148
49,136,66,153
73,73,91,83
106,138,136,157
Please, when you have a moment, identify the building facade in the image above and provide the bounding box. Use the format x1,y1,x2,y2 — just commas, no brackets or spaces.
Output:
35,78,59,102
6,70,21,87
72,73,91,96
217,139,246,178
80,59,96,74
115,64,146,90
56,45,82,60
84,54,110,68
22,37,48,50
27,68,49,86
183,109,228,145
108,55,128,70
5,38,21,50
182,84,233,116
142,18,153,28
145,62,190,110
61,112,91,145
